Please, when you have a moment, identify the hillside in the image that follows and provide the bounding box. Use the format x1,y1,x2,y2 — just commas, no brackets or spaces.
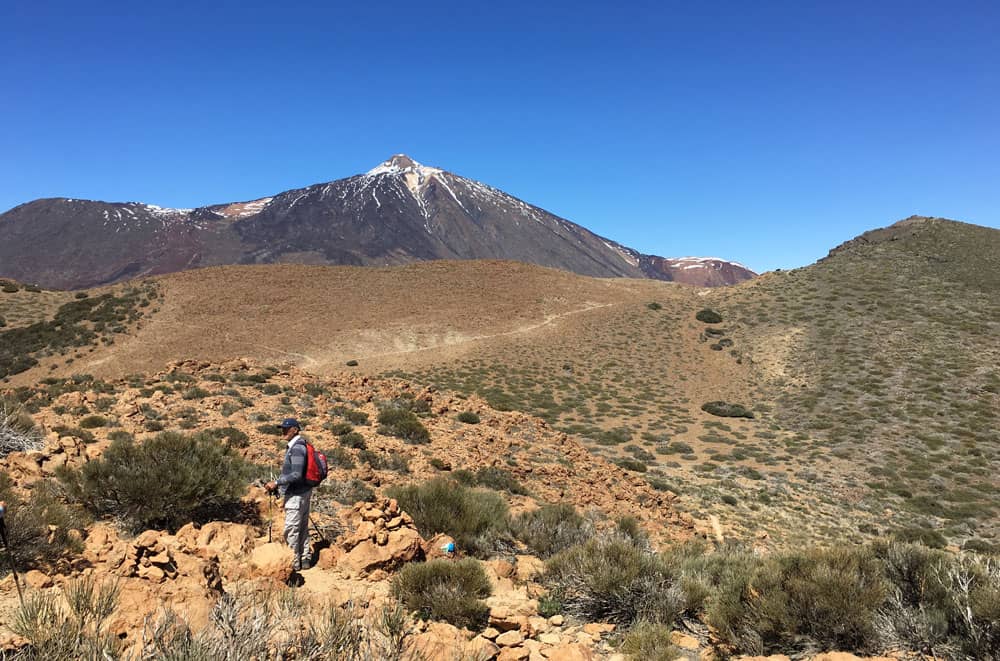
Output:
0,155,755,290
1,217,997,555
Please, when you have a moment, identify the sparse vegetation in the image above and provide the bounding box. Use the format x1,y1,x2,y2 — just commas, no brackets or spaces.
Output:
58,430,250,532
387,478,510,558
391,559,492,630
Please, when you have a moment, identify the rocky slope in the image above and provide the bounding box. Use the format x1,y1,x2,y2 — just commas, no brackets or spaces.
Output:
0,155,755,289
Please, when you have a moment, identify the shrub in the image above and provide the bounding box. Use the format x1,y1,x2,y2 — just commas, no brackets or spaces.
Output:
471,467,528,495
377,407,430,444
325,421,354,435
78,415,108,429
203,427,250,448
706,546,886,654
344,409,369,425
646,302,663,311
544,536,685,626
107,430,133,443
339,432,367,450
11,576,121,659
345,360,359,367
512,503,593,559
615,458,648,472
696,309,723,323
0,476,87,569
52,425,96,444
457,411,480,424
321,478,375,505
391,559,492,630
325,446,355,469
1,400,43,458
620,621,679,660
701,401,754,419
181,386,210,400
429,457,451,471
58,431,250,532
387,478,510,558
892,525,947,549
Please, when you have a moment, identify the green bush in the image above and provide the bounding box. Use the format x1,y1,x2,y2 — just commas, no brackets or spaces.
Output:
325,421,354,435
58,431,250,532
339,432,367,450
706,546,886,654
471,467,528,495
325,446,355,469
377,407,430,444
387,478,510,558
646,302,663,311
203,426,250,448
0,476,87,569
615,457,648,472
696,309,723,323
391,558,492,630
512,503,592,559
429,457,451,471
457,411,480,424
701,401,754,419
892,525,947,549
544,536,685,626
78,415,108,429
52,425,96,444
181,386,210,400
344,409,369,425
620,621,680,660
107,430,133,443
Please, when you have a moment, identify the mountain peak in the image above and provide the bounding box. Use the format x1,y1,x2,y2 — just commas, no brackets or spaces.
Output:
366,154,438,177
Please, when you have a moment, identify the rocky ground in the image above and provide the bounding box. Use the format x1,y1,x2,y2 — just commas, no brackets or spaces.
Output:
0,359,925,660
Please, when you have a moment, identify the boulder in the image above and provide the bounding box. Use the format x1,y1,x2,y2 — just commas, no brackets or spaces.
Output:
545,643,595,661
249,542,294,583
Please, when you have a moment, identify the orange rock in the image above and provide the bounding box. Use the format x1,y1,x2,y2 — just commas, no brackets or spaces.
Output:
249,542,294,582
544,643,595,661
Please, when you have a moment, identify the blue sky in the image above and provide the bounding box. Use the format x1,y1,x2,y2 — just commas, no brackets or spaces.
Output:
2,1,997,273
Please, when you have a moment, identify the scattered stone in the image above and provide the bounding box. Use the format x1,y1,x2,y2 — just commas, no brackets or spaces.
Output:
496,629,525,647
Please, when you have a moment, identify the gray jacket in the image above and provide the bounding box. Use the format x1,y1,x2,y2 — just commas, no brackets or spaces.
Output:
275,434,312,497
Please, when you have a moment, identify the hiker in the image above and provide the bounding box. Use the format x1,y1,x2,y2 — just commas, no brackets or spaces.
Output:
265,418,313,571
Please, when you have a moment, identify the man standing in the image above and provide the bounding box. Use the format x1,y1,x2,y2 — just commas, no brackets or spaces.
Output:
265,418,312,572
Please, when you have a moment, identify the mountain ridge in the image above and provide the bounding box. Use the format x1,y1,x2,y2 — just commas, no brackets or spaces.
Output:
0,155,755,289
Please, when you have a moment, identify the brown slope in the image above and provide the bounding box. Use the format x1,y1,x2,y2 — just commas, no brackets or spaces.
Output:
14,260,689,383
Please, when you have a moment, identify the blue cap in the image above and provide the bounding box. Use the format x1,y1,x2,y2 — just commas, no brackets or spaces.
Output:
279,418,301,429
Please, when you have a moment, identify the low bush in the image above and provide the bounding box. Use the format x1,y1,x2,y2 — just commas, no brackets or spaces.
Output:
324,446,355,469
181,387,210,400
891,525,947,549
377,407,430,444
615,458,648,472
646,302,663,311
457,411,480,424
58,431,250,532
324,421,354,435
391,558,492,630
203,427,250,448
344,409,369,425
387,478,510,558
1,400,43,458
10,576,121,659
701,401,754,419
0,476,87,569
470,467,528,495
705,546,887,654
544,535,686,626
512,503,592,559
696,308,723,323
77,415,108,429
620,621,679,660
52,425,96,444
339,432,367,450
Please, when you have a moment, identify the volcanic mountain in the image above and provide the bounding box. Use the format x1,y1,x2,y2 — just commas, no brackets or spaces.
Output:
0,155,754,289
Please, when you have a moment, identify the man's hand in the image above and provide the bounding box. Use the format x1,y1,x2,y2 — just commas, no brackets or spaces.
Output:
265,481,277,493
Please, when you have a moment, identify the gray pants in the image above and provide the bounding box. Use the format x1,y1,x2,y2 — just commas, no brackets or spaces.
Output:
283,490,312,570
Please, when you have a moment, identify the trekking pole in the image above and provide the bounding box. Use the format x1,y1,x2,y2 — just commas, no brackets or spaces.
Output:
267,492,274,543
0,502,25,607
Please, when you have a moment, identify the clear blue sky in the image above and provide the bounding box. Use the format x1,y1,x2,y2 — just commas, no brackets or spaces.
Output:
2,1,997,273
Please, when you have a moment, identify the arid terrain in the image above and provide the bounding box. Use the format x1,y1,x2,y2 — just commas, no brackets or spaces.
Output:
0,216,998,660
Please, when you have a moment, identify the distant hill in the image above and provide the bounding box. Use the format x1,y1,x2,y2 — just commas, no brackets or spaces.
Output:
0,155,755,290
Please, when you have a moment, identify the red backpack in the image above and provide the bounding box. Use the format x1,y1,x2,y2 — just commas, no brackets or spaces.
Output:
303,442,328,487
